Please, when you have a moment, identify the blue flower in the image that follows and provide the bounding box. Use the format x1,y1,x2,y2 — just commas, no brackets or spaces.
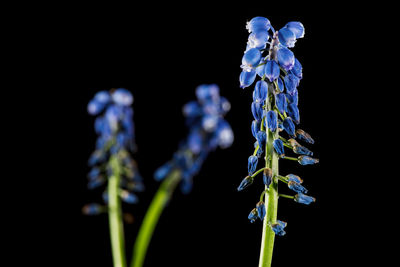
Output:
246,17,271,33
183,101,202,118
238,176,254,191
154,162,173,181
216,120,234,149
263,168,272,187
271,220,287,236
287,102,300,124
112,88,133,106
286,89,298,105
242,48,262,68
275,93,287,115
278,27,296,48
251,101,264,121
196,84,220,104
256,201,266,220
82,203,104,215
298,156,319,165
288,181,308,194
277,47,295,71
248,155,258,175
120,190,139,204
240,69,257,89
286,174,303,184
251,120,261,138
256,131,267,148
264,60,280,82
248,208,258,223
254,80,268,102
247,31,270,50
284,74,300,95
273,139,285,157
290,58,303,79
285,21,305,39
255,60,266,78
265,110,277,132
277,77,284,92
296,129,314,144
294,193,315,205
282,117,296,137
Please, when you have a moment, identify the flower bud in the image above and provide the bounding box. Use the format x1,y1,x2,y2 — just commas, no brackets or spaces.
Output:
264,60,280,82
298,156,319,165
248,155,258,175
278,27,296,48
293,145,313,156
82,203,103,215
242,48,262,68
240,69,257,89
263,168,273,187
248,31,270,49
112,88,133,106
238,176,254,191
287,102,300,124
277,47,295,71
251,120,261,138
251,101,264,121
248,208,258,223
120,190,139,204
154,162,173,181
273,139,285,157
290,58,303,79
265,110,278,132
277,77,284,92
286,89,298,105
246,17,271,33
286,174,303,184
256,131,267,148
254,80,268,101
284,74,300,95
256,201,266,220
283,117,296,137
288,181,308,194
275,93,287,115
285,21,305,38
271,220,287,236
296,129,314,144
294,193,315,205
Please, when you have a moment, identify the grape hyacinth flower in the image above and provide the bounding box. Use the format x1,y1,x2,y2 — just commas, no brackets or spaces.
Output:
85,88,143,267
132,84,233,267
237,17,318,267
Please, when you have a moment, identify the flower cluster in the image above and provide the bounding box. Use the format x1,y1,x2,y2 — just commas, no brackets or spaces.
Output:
154,84,234,193
83,88,143,215
237,17,318,235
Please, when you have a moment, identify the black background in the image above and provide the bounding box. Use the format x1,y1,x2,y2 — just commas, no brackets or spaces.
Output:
28,7,380,267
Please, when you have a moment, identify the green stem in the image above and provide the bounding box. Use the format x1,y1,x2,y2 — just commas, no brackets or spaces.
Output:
258,83,279,267
108,155,127,267
131,169,181,267
251,167,267,178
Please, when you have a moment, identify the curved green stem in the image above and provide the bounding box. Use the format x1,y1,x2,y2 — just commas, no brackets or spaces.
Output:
108,155,127,267
258,84,279,267
131,169,181,267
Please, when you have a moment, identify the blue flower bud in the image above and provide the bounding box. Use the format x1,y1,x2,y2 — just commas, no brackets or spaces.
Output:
87,99,105,115
275,93,287,115
288,181,308,194
264,60,280,82
256,201,266,220
248,208,258,223
286,89,298,104
285,21,305,39
237,176,254,191
251,120,261,138
287,102,300,124
265,110,277,132
251,101,264,121
105,105,123,132
296,129,314,144
293,145,313,156
254,81,268,102
271,220,287,236
255,60,266,78
278,27,296,48
180,179,193,195
277,77,284,92
240,69,257,89
196,84,220,103
284,74,300,96
286,174,303,184
94,91,111,104
183,101,202,118
282,117,296,137
246,17,271,33
248,155,258,175
82,203,103,215
112,88,133,106
219,97,231,115
273,139,285,157
277,47,295,71
248,31,270,49
242,48,262,68
154,162,173,181
290,58,303,79
120,190,139,204
217,120,234,149
202,114,219,132
256,131,266,148
263,168,272,187
88,167,101,180
298,156,319,165
294,193,315,205
88,176,105,189
188,131,203,154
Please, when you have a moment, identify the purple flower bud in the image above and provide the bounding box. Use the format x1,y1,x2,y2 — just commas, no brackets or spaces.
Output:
294,193,315,205
264,60,280,82
240,69,257,89
277,47,295,71
271,220,287,236
263,168,272,187
246,17,271,33
285,21,305,39
254,81,268,102
273,139,285,157
278,27,296,48
265,110,278,132
288,181,308,194
298,156,319,165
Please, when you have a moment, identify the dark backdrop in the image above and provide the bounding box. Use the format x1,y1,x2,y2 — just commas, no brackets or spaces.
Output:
39,9,372,267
